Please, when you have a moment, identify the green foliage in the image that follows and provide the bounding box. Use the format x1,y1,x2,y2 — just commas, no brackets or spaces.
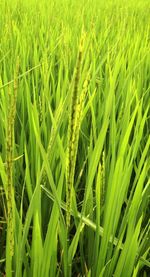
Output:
0,0,150,276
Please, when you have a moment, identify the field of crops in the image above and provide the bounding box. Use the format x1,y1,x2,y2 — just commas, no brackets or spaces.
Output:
0,0,150,276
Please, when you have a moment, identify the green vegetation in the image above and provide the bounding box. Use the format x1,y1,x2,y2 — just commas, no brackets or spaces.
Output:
0,0,150,276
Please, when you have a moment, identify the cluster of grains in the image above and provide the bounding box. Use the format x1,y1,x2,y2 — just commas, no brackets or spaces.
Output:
6,58,19,256
66,33,90,230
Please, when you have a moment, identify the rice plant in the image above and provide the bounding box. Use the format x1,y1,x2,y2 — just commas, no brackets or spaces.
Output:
0,0,150,276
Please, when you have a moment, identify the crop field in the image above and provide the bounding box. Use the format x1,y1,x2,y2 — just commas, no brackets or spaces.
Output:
0,0,150,276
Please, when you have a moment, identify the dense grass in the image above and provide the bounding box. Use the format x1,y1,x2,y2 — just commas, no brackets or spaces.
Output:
0,0,150,276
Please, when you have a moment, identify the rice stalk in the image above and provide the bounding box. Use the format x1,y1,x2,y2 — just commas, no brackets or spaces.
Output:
66,32,89,230
6,57,19,257
38,95,43,126
101,150,105,208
